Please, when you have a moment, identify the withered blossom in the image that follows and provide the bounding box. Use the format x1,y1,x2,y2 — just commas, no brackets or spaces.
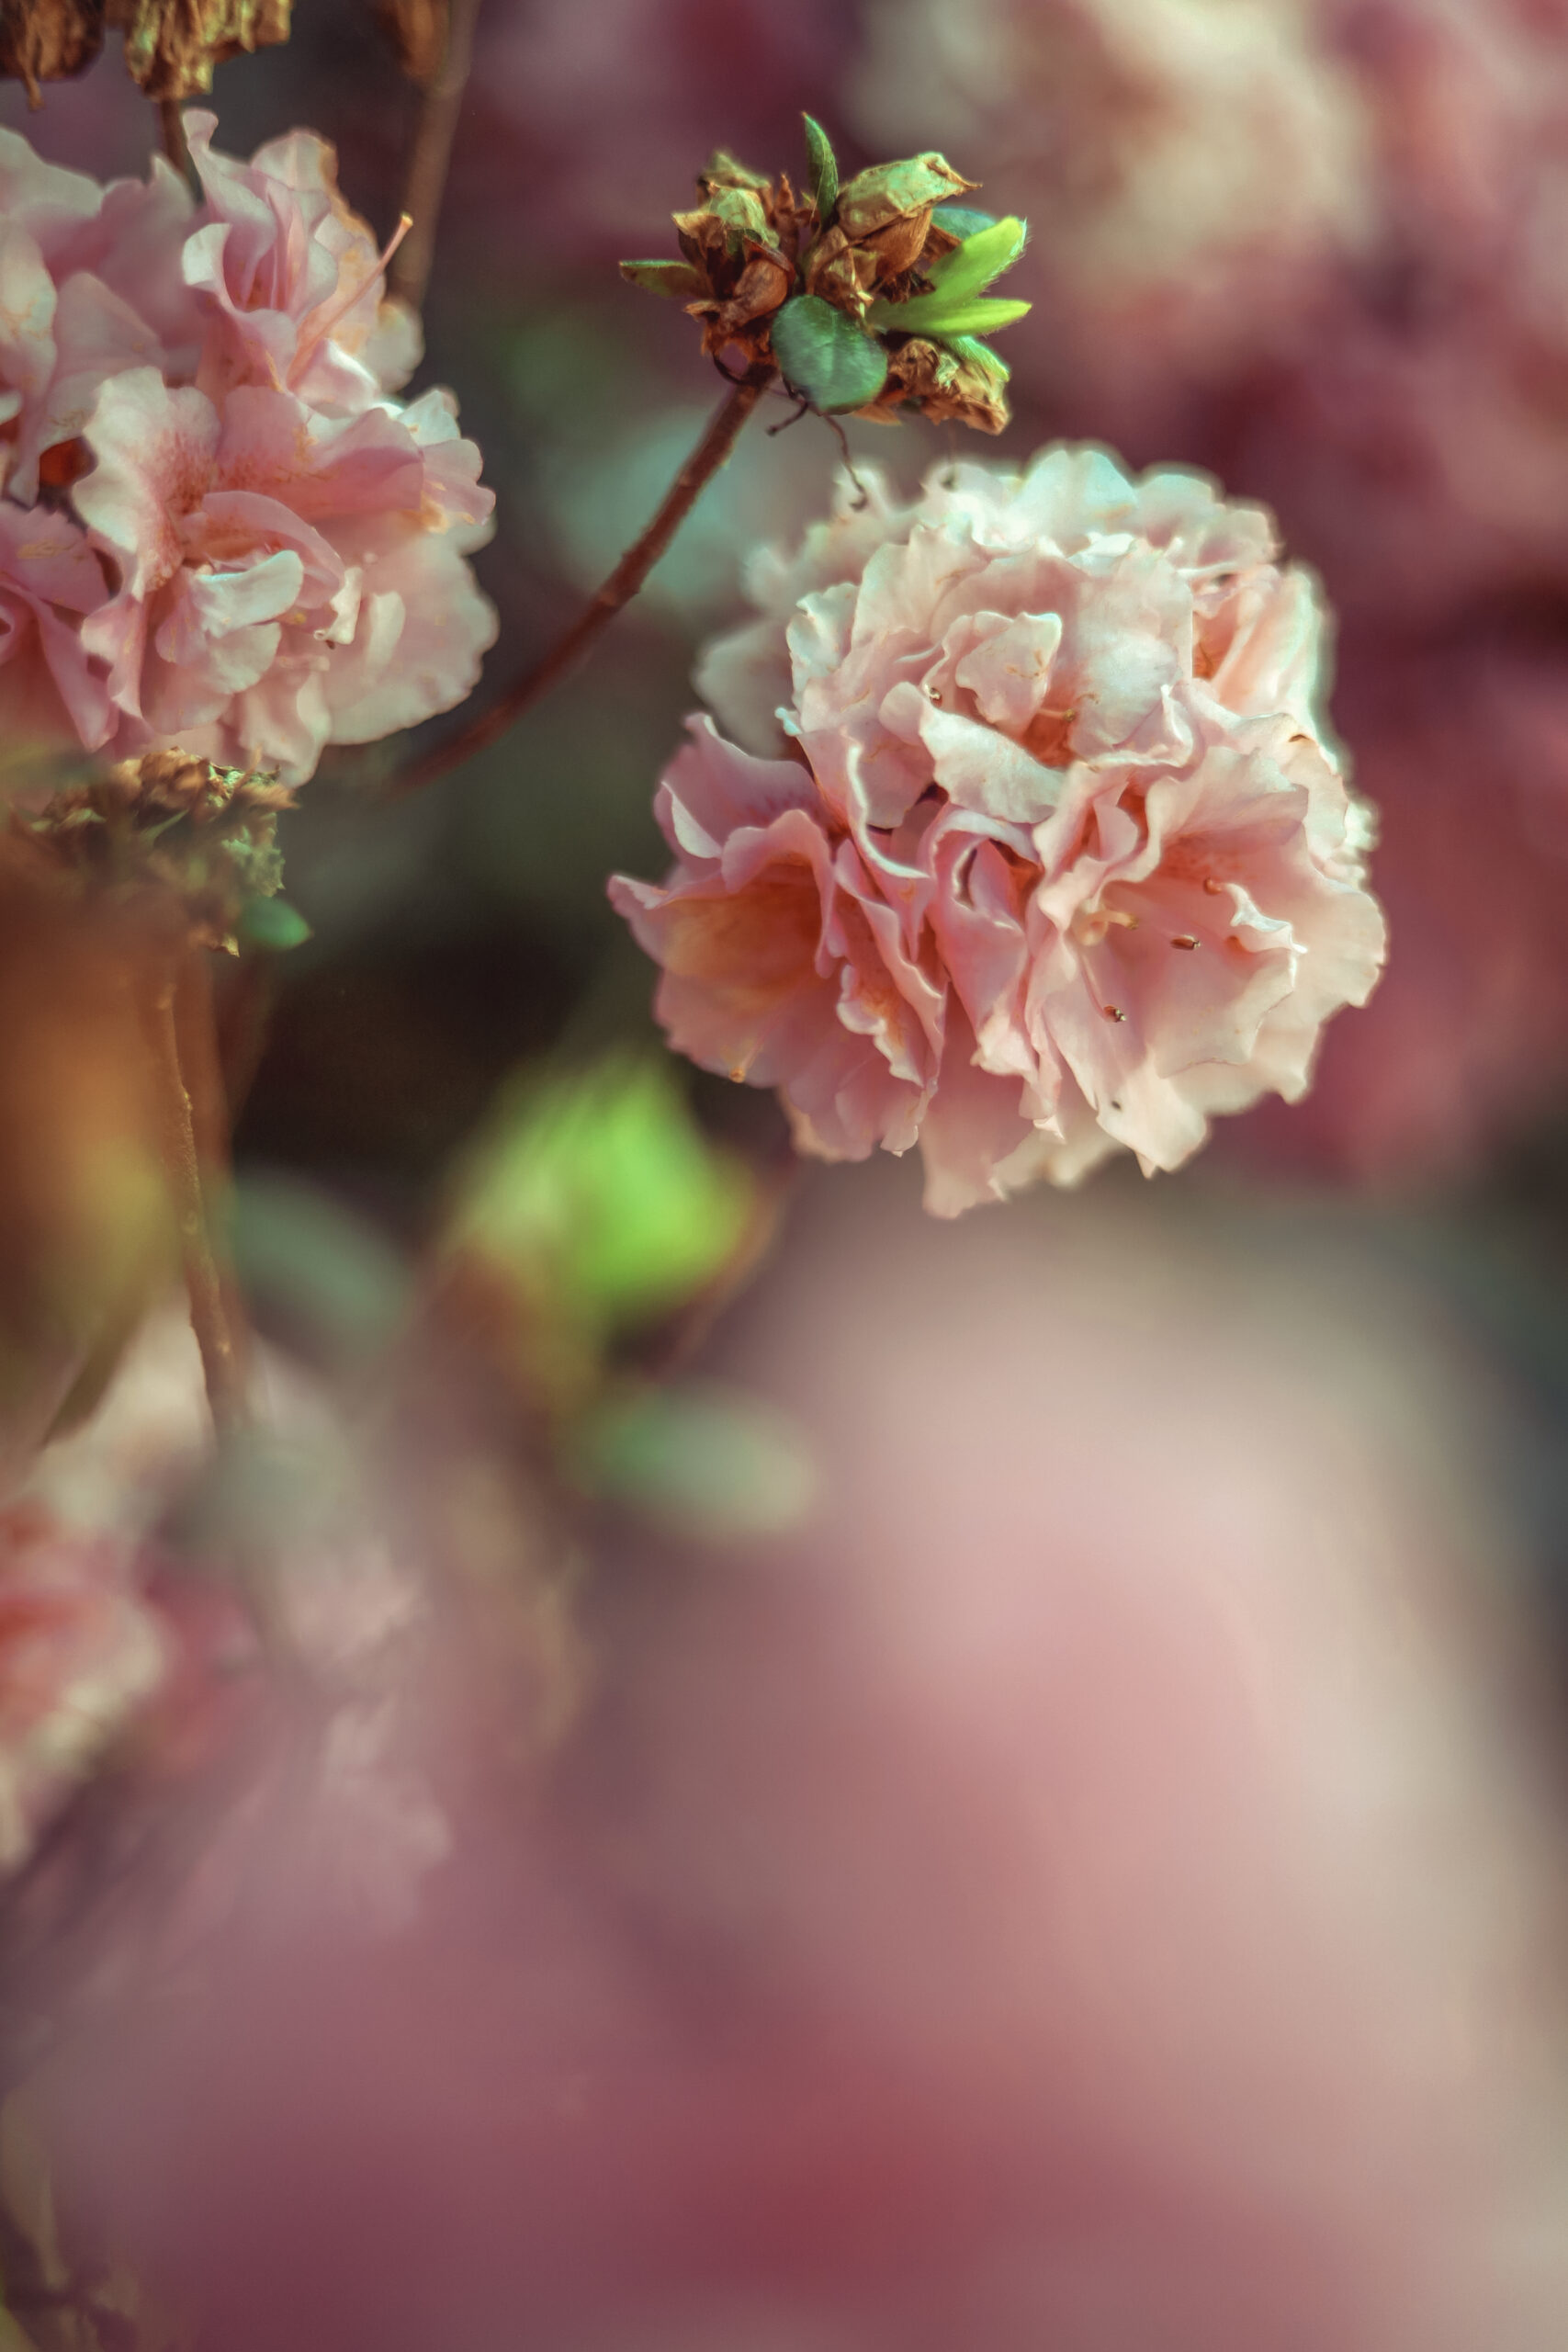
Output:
622,116,1030,434
19,748,301,954
0,0,291,101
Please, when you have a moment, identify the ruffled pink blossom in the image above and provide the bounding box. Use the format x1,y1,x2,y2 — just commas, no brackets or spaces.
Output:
0,116,492,783
612,450,1385,1213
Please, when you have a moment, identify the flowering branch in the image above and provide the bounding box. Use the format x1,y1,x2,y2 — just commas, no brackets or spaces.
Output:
389,363,775,796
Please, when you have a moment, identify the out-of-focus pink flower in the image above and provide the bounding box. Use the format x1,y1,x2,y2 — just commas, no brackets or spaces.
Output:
0,1500,168,1869
613,449,1385,1213
850,0,1374,436
1238,633,1568,1180
0,499,113,751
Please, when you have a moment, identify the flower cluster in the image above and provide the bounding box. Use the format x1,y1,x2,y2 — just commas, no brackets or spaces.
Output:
611,448,1385,1213
0,112,494,788
622,119,1031,434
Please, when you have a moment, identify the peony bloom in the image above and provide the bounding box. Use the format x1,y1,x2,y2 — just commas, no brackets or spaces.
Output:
0,114,494,785
611,449,1385,1214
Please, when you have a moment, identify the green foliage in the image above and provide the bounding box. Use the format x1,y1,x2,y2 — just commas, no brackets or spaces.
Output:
946,332,1011,383
236,895,311,951
869,290,1032,338
572,1379,817,1541
922,213,1029,303
231,1173,411,1368
771,294,889,412
931,203,998,241
447,1056,757,1408
801,112,839,221
866,215,1031,342
618,258,707,300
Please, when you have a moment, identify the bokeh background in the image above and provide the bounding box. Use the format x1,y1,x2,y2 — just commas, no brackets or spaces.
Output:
6,5,1568,2347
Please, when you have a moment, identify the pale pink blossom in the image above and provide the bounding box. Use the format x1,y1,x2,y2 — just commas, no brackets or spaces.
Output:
613,449,1385,1213
182,112,422,415
0,116,491,782
0,499,113,753
75,368,494,781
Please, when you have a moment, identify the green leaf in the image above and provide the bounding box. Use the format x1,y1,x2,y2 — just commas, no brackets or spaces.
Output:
771,294,888,412
932,203,998,241
922,214,1028,303
619,258,707,299
802,112,839,220
572,1380,818,1541
445,1056,758,1409
866,290,1032,338
947,332,1011,383
238,895,312,950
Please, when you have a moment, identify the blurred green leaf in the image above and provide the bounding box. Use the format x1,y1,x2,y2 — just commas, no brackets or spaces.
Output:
802,112,839,220
447,1057,757,1404
573,1380,817,1541
231,1172,411,1368
237,896,311,951
618,258,706,300
921,214,1028,304
771,295,888,413
868,290,1032,338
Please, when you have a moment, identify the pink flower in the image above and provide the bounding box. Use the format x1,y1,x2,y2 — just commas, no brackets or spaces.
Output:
0,499,113,754
0,116,492,782
182,112,422,415
612,450,1385,1214
75,368,493,781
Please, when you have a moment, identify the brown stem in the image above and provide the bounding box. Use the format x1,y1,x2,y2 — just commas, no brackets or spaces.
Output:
388,0,485,317
389,366,774,797
144,953,248,1439
157,96,193,185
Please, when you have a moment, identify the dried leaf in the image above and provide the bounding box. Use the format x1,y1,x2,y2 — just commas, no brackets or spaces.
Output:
107,0,290,100
619,258,708,300
835,153,974,242
0,0,104,105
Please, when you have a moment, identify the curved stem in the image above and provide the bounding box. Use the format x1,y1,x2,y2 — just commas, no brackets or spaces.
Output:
389,366,774,797
388,0,485,317
144,954,248,1439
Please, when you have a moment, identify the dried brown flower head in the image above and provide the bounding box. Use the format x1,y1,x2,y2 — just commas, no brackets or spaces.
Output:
622,115,1030,435
18,750,303,954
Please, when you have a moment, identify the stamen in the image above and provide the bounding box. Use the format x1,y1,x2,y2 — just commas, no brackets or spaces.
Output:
1202,876,1224,895
1102,1004,1125,1023
290,214,412,379
1171,934,1199,950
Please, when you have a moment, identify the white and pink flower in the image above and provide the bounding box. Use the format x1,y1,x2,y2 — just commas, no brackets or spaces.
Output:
0,114,494,785
612,448,1386,1212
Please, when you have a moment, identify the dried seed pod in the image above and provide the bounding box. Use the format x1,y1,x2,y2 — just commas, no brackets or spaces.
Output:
621,115,1029,433
106,0,290,101
0,0,105,106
